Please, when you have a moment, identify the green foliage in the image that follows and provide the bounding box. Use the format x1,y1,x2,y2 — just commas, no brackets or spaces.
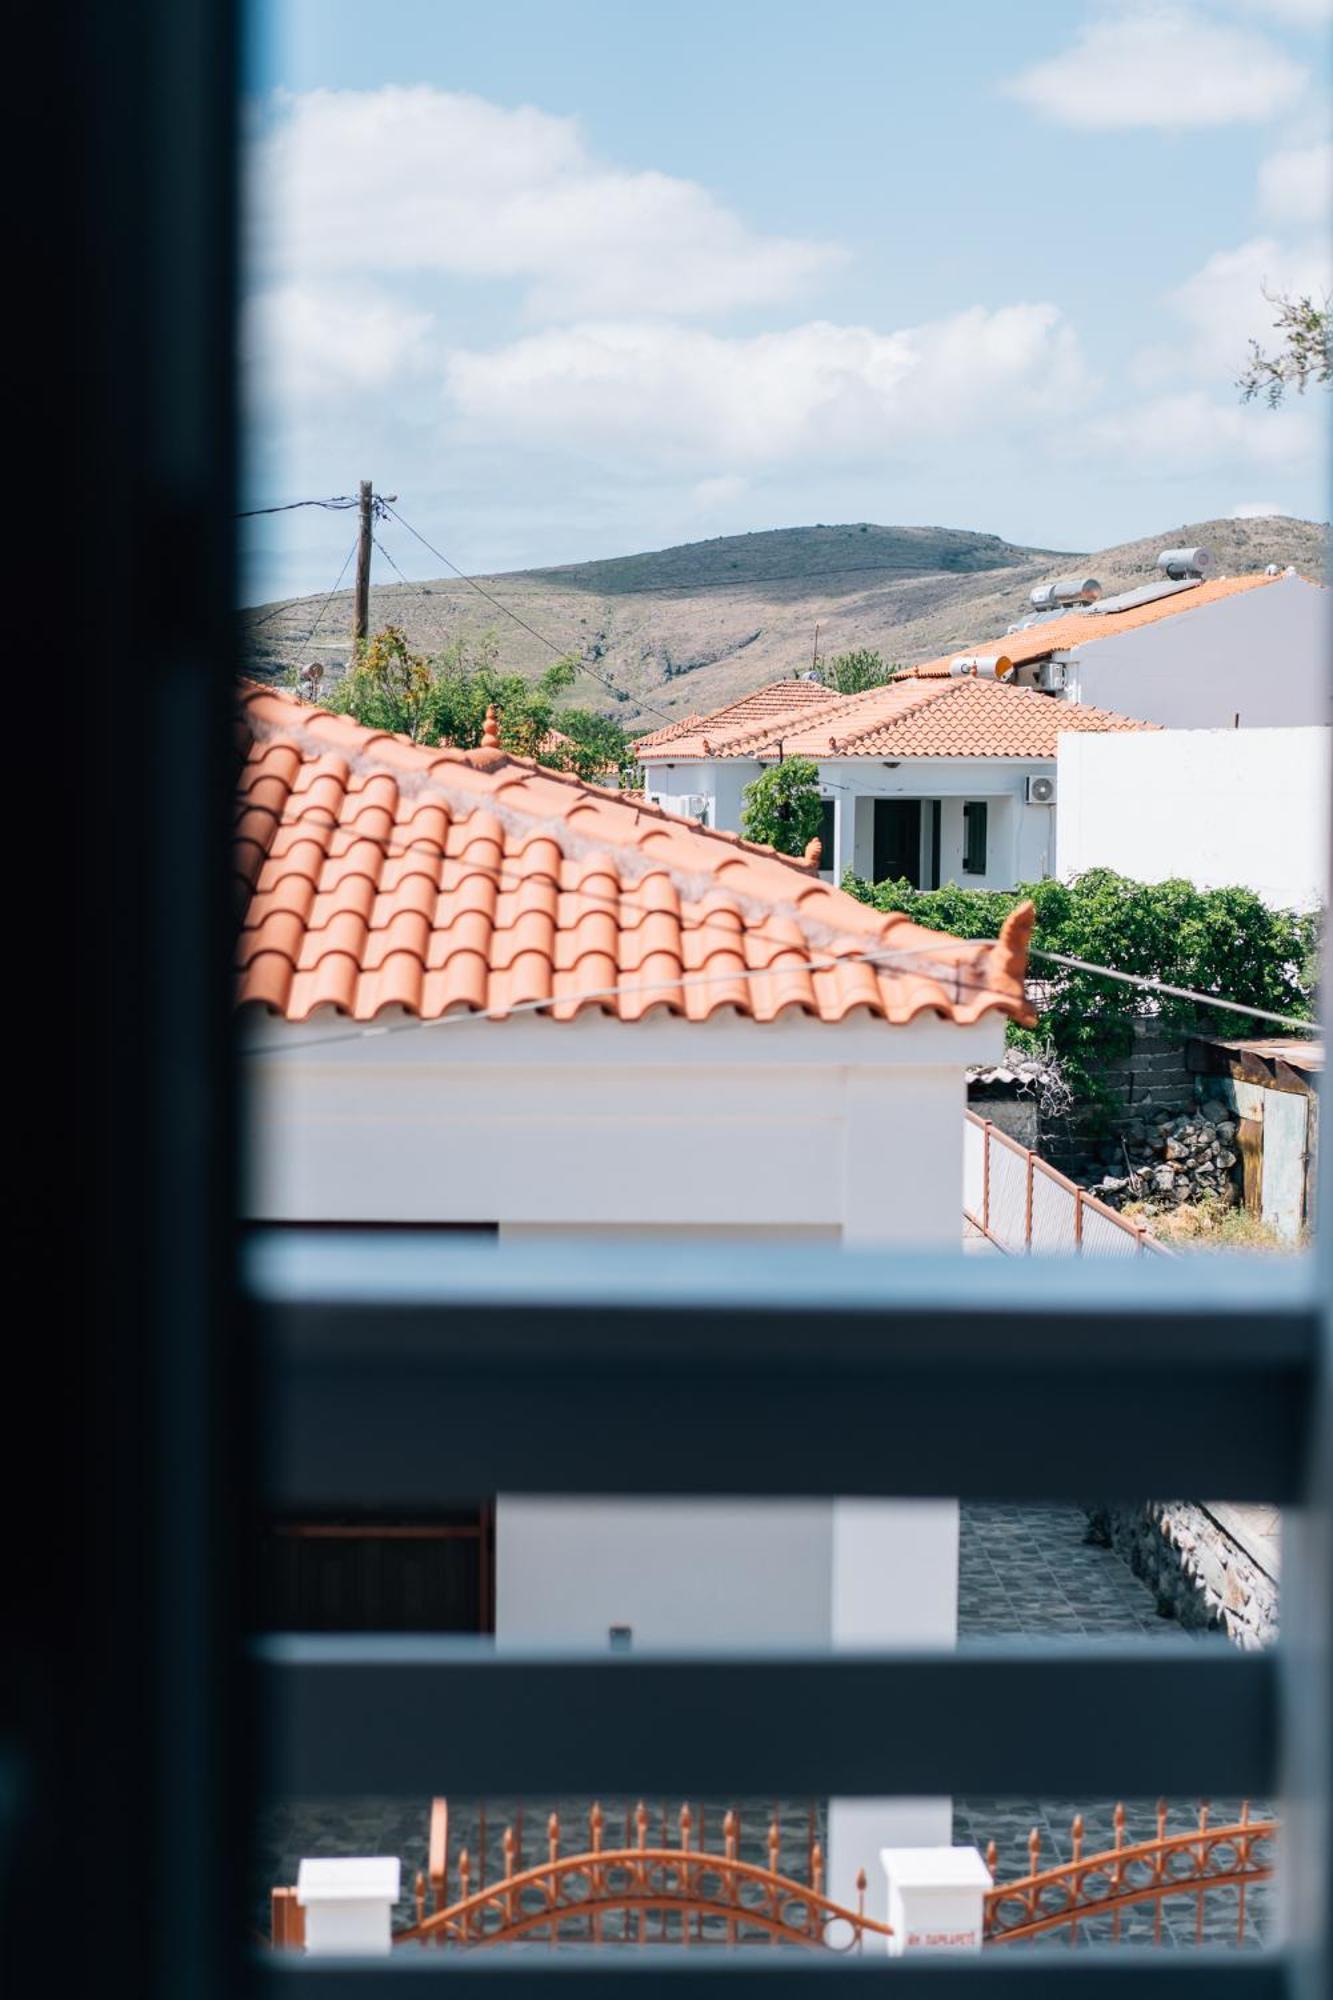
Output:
543,707,640,788
741,758,824,856
819,647,897,695
323,623,580,754
1238,287,1331,407
841,865,1319,1112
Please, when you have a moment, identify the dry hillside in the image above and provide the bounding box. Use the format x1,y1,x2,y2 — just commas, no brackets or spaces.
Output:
242,514,1327,730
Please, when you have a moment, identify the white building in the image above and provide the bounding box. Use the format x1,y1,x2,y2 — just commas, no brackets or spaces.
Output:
638,675,1152,891
1058,725,1331,911
912,565,1329,731
238,685,1034,1914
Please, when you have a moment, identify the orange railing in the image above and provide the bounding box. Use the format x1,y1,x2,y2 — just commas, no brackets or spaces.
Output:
983,1802,1276,1947
964,1111,1167,1257
272,1800,891,1954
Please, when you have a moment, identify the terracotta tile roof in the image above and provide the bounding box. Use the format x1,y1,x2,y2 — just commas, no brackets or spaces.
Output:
906,571,1285,680
638,675,1151,762
634,678,846,754
235,685,1034,1029
761,677,1156,759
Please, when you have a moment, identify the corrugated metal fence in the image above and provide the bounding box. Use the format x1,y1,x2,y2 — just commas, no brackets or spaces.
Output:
965,1110,1168,1257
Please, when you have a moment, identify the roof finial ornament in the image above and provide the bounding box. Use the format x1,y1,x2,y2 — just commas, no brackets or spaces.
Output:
803,837,822,869
481,704,501,750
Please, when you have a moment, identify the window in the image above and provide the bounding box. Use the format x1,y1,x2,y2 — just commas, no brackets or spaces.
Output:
963,800,988,875
37,3,1332,1995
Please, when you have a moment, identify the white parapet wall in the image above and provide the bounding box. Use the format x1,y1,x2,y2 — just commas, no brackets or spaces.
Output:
1057,726,1331,911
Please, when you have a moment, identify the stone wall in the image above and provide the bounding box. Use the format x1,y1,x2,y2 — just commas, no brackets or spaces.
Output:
1085,1502,1277,1650
1039,1021,1196,1176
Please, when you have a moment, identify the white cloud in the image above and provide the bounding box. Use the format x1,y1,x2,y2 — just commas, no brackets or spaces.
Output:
1079,387,1319,469
251,86,837,319
1258,139,1332,226
1230,499,1284,513
1222,0,1331,26
1002,5,1306,129
692,474,750,511
444,307,1089,469
1168,234,1331,376
243,283,434,404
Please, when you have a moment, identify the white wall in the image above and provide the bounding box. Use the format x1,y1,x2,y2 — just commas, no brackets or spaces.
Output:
1058,726,1331,909
497,1500,835,1650
641,755,1055,890
250,1010,998,1906
1067,576,1330,730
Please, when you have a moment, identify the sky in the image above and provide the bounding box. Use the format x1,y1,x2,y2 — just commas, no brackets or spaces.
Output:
241,0,1331,604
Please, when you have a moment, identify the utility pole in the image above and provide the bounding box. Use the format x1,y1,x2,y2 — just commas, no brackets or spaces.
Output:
352,478,373,651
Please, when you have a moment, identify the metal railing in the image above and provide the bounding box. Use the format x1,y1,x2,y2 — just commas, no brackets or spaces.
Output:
983,1801,1276,1949
965,1111,1167,1257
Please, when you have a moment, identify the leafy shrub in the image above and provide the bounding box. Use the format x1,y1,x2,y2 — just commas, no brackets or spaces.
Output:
841,865,1319,1111
741,758,824,856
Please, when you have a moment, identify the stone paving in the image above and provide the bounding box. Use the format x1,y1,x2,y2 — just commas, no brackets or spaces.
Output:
256,1503,1275,1950
954,1502,1274,1951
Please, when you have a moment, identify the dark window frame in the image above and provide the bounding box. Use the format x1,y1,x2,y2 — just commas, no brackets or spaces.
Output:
32,4,1332,1997
962,800,989,876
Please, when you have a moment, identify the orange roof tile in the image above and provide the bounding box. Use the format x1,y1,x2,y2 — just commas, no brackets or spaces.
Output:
639,675,1151,762
763,677,1155,759
907,571,1286,680
634,678,847,754
236,685,1034,1030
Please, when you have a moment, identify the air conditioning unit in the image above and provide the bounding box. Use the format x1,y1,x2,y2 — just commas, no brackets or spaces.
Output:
1026,774,1056,806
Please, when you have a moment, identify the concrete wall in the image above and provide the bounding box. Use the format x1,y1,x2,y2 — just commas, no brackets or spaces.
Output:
1067,575,1330,730
1057,725,1330,910
644,756,1056,890
250,1009,995,1917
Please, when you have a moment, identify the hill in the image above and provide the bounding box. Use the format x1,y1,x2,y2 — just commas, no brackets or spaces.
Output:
242,514,1327,729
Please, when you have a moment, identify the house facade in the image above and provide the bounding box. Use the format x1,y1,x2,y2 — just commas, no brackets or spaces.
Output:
237,684,1033,1911
638,676,1151,891
910,567,1329,730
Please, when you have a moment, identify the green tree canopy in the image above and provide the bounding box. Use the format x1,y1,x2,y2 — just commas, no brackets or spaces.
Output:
320,624,577,751
819,648,896,695
741,758,824,857
842,865,1319,1109
1238,287,1331,407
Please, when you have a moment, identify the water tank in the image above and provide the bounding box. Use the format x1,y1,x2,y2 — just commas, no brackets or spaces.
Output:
949,654,1014,680
1031,577,1100,609
1158,546,1211,579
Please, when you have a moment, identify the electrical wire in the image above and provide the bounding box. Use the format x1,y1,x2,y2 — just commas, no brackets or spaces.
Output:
291,536,359,669
1028,948,1320,1036
237,495,360,518
241,927,1021,1059
383,504,680,726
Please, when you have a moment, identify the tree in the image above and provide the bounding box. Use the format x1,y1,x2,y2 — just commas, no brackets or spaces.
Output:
841,865,1319,1112
321,624,579,753
543,708,641,788
741,758,824,857
819,648,896,695
1238,287,1331,407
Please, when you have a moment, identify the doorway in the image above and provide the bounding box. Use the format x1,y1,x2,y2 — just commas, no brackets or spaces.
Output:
872,799,922,886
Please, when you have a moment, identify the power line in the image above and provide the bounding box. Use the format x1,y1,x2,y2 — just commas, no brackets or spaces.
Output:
1029,947,1321,1036
383,504,679,726
291,536,359,668
241,928,1020,1059
237,495,361,519
372,534,433,598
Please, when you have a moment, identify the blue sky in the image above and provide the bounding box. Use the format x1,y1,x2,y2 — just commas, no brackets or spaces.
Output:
242,0,1330,603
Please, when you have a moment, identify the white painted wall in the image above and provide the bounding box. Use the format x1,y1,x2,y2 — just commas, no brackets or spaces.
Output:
1057,726,1331,910
250,1009,1002,1909
1062,576,1330,730
643,756,1055,890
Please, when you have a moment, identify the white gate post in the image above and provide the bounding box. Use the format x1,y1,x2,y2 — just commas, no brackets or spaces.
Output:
296,1857,401,1956
881,1846,993,1955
